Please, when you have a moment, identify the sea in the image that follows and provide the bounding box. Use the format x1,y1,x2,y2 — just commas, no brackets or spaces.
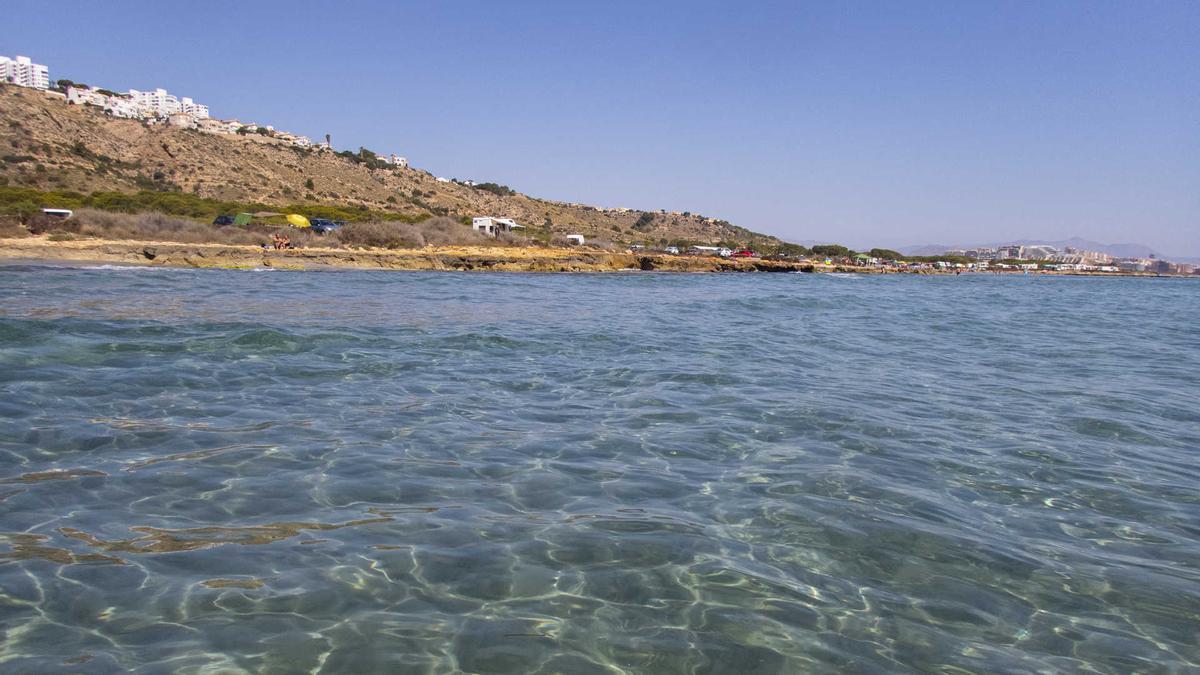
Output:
0,264,1197,673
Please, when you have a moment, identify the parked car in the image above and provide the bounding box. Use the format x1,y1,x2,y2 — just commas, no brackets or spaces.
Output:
665,246,680,255
731,249,756,258
309,218,345,234
212,214,235,226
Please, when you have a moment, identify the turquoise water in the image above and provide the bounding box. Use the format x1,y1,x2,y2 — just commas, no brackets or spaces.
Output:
0,265,1198,673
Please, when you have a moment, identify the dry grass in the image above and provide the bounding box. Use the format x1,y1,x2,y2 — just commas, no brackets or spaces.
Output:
333,217,518,249
19,210,531,250
0,215,31,238
29,209,269,245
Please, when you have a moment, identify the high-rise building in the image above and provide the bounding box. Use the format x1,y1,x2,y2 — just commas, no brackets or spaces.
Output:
0,55,50,89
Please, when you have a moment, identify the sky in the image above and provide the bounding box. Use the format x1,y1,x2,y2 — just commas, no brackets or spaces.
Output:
3,1,1197,255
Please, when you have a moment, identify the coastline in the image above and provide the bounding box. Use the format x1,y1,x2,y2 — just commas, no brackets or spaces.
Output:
0,236,1190,277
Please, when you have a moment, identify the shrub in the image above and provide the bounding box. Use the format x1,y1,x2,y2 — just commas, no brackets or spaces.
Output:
632,212,655,231
55,209,268,245
474,183,516,197
811,244,851,257
335,216,489,249
0,216,29,238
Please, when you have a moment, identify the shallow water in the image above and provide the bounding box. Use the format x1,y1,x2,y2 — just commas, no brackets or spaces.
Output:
0,264,1197,673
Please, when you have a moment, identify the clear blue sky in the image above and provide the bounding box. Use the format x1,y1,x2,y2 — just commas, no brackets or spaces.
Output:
4,1,1197,255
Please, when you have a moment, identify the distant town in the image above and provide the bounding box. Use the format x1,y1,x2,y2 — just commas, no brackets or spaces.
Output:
937,244,1196,275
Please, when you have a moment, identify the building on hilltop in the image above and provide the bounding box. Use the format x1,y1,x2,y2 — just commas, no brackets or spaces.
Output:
167,112,196,129
126,88,210,120
0,55,50,89
180,97,209,119
196,117,235,134
66,86,106,107
66,85,142,119
128,88,182,117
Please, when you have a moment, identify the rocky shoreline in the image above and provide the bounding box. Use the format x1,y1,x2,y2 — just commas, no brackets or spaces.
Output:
0,237,819,273
0,236,1188,277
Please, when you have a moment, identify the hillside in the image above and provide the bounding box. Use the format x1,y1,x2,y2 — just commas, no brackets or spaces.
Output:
0,85,781,247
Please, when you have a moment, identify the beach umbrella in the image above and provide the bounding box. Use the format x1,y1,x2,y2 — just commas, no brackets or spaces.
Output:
286,213,311,228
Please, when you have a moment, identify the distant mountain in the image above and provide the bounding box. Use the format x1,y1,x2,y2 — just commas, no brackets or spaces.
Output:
899,237,1167,260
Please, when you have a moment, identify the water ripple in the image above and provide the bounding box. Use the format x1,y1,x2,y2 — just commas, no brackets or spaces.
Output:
0,266,1197,672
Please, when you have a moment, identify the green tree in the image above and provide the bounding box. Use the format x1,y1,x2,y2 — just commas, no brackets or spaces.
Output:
305,178,315,191
773,243,810,257
868,248,902,260
474,183,516,197
632,212,655,231
811,244,851,257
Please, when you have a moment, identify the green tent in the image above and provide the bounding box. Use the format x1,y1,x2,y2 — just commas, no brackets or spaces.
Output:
233,213,252,226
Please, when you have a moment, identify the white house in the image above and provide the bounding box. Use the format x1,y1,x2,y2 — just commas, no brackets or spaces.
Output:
472,217,524,237
0,55,50,89
67,86,142,119
103,97,138,119
66,86,106,107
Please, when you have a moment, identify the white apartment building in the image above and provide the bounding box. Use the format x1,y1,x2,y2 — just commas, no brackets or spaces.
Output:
387,154,408,168
128,88,209,119
128,88,180,117
180,97,209,119
0,55,50,89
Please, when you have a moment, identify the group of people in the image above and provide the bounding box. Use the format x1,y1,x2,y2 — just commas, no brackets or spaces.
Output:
270,233,293,250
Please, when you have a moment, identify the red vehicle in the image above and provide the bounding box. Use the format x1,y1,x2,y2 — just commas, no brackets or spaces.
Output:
731,249,756,258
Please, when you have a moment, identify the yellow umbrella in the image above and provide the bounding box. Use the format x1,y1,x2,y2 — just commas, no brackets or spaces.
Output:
286,213,310,228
